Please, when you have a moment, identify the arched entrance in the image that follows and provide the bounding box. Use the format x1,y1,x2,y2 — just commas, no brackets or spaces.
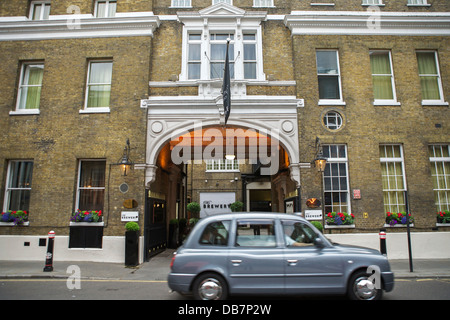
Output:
139,95,309,259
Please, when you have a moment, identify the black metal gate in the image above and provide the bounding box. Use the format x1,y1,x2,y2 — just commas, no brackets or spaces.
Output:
144,193,167,261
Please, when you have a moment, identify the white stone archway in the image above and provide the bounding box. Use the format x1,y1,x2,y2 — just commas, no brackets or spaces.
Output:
140,94,310,189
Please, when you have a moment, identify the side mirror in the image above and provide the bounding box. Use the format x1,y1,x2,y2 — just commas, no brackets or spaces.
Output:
314,237,325,248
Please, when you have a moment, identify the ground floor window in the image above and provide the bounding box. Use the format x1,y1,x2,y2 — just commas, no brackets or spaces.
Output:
429,144,450,211
380,144,407,213
322,145,350,214
3,160,33,212
76,160,106,211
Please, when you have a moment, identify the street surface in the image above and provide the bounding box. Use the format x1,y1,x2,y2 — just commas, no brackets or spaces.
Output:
1,277,449,300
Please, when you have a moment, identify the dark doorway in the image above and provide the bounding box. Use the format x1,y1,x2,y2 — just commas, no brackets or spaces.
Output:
144,193,167,261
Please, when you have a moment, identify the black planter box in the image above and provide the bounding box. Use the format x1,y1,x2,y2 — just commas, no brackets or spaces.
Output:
69,225,103,248
125,231,139,266
168,224,179,249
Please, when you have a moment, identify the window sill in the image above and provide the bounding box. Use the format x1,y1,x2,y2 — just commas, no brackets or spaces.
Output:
318,100,346,106
79,107,110,114
421,100,449,106
373,100,401,106
383,223,414,228
436,223,450,227
9,110,40,116
407,4,431,7
325,224,355,229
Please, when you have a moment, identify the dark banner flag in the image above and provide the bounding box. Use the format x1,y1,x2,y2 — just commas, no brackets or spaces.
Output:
222,39,231,125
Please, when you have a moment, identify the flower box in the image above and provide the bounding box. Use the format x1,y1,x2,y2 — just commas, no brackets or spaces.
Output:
69,210,104,248
0,210,29,226
70,210,103,223
325,212,355,227
385,211,414,227
436,210,450,224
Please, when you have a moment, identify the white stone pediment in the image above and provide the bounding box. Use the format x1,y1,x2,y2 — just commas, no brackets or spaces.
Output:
199,3,246,17
178,3,266,22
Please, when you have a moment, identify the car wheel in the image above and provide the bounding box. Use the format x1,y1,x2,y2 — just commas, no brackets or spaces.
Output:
347,270,383,301
192,273,228,300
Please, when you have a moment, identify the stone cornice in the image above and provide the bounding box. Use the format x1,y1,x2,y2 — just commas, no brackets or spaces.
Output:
0,12,160,41
284,11,450,36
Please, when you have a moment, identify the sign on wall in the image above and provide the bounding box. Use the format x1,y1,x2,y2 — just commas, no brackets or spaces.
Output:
121,211,139,222
200,192,235,217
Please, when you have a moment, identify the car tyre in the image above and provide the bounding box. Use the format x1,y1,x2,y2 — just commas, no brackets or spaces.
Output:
192,273,228,300
347,270,383,301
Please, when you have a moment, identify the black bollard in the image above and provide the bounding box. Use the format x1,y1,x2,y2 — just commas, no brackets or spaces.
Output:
379,230,387,256
43,230,55,272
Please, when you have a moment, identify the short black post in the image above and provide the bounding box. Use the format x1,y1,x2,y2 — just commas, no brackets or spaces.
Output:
379,229,387,256
43,230,55,272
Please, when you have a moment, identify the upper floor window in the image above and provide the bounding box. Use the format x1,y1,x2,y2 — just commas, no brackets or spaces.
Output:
370,50,399,105
15,63,44,113
408,0,428,5
206,159,239,172
253,0,274,7
213,0,232,4
84,60,113,112
171,0,191,7
416,51,447,105
95,0,116,18
362,0,383,5
316,50,344,104
210,33,235,79
30,1,51,20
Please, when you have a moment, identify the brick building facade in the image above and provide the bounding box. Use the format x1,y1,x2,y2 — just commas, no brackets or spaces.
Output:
0,0,449,262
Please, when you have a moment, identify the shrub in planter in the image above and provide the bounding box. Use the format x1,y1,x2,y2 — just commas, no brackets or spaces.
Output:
125,221,139,267
230,201,244,212
187,202,200,218
310,221,323,232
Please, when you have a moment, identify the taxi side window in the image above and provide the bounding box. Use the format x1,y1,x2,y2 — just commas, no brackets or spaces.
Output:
199,220,230,246
282,220,316,247
235,219,276,247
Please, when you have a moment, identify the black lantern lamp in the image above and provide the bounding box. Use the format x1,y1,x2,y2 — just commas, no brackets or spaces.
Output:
314,154,327,173
119,139,133,176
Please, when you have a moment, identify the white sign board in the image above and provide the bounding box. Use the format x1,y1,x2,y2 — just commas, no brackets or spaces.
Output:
304,210,323,221
121,211,139,222
200,192,235,218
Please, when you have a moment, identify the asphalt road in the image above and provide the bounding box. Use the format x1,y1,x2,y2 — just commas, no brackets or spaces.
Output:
1,277,449,300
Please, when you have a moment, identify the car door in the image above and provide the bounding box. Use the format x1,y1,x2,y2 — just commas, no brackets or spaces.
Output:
227,218,285,294
282,219,345,295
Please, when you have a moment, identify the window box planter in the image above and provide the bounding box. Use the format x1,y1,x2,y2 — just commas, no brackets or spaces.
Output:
325,212,355,228
0,210,29,226
437,211,450,225
69,212,104,249
385,211,414,227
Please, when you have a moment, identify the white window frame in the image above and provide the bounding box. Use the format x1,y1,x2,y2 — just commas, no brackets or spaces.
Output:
362,0,384,5
370,50,401,106
253,0,274,7
212,0,233,5
3,160,34,212
75,160,106,212
81,60,113,113
179,22,265,82
380,144,407,213
316,50,345,106
407,0,429,6
12,62,44,115
205,159,239,172
429,145,450,211
416,50,448,106
94,0,117,18
29,1,51,20
322,145,351,214
171,0,192,7
323,111,343,131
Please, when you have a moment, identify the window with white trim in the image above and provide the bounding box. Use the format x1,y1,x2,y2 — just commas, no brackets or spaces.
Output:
379,145,407,213
76,160,106,212
253,0,274,7
362,0,383,5
213,0,232,5
316,50,344,104
3,160,34,212
416,51,446,105
84,60,113,111
30,1,51,20
322,145,350,214
179,11,265,82
15,63,44,113
408,0,428,5
370,50,399,105
95,0,116,18
206,159,239,172
429,145,450,211
171,0,191,7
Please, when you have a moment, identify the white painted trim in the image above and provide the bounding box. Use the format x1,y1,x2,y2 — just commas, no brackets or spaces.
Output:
285,11,450,36
0,12,160,41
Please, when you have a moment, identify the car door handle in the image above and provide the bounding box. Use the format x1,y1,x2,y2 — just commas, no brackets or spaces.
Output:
231,259,242,265
287,259,298,265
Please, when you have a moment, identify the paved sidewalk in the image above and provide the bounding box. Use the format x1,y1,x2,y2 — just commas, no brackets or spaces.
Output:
1,249,449,280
